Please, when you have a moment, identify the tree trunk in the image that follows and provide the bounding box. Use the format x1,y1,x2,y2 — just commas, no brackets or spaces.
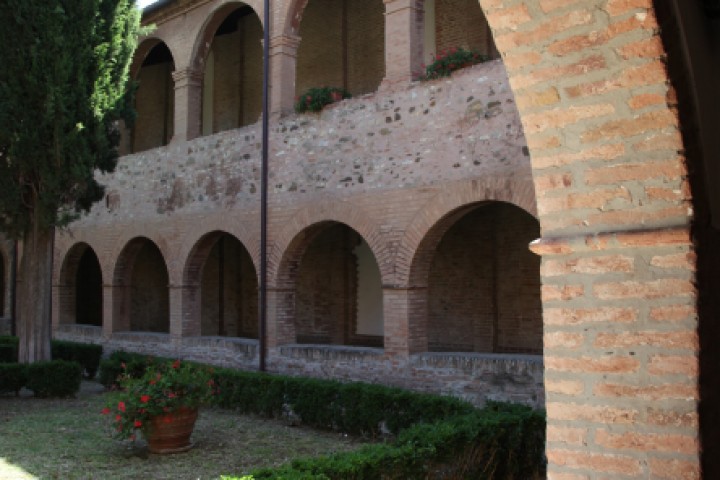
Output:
16,223,54,363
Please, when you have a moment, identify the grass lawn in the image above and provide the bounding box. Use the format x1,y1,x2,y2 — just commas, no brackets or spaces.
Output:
0,381,365,480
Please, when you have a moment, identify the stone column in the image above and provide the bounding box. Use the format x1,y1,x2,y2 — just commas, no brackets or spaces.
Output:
382,0,424,87
171,68,203,143
268,34,301,116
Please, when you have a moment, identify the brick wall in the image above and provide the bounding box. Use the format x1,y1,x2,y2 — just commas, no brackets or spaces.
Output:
133,48,174,152
296,0,384,96
435,0,496,57
129,242,169,333
206,9,263,133
200,234,258,337
428,202,541,353
295,224,358,345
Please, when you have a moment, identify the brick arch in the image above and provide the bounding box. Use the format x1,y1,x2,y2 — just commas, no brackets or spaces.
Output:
188,0,264,73
57,243,103,326
112,236,170,333
108,232,172,285
181,230,259,338
396,177,536,287
268,203,389,287
182,230,258,286
474,1,695,478
129,37,176,80
282,0,309,36
270,219,385,347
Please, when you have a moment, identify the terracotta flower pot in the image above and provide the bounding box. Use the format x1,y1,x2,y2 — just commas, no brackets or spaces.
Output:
143,407,199,454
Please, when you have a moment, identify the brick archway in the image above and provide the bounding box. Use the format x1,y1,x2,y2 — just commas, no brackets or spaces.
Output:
129,37,176,81
181,230,259,338
57,243,104,327
396,177,537,287
269,219,385,348
268,203,389,287
112,237,170,333
474,1,696,477
189,1,263,74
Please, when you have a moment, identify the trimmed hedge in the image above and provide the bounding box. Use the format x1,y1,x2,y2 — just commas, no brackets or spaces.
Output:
103,351,546,478
0,337,102,379
51,340,103,379
229,404,545,479
213,368,475,437
25,360,82,398
0,363,28,396
0,336,18,363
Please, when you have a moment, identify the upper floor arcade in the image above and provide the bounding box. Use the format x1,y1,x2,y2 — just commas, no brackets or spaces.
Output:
123,0,499,154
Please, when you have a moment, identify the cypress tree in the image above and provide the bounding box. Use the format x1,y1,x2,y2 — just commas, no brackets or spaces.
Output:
0,1,141,362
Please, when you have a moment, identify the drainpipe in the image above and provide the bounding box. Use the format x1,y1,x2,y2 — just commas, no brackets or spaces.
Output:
259,0,270,372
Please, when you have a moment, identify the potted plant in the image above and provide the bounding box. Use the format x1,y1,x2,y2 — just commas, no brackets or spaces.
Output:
102,359,217,453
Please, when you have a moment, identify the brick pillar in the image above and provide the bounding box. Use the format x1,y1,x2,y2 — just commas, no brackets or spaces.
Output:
171,68,202,143
266,286,296,347
168,284,183,338
102,284,114,338
531,228,698,478
180,283,201,337
382,0,424,86
382,286,427,356
268,34,301,116
110,284,131,333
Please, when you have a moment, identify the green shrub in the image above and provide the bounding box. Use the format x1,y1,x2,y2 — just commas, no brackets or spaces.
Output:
295,87,351,113
239,406,545,479
0,336,18,363
419,47,489,81
51,340,103,379
212,367,474,437
25,360,82,398
98,350,170,388
0,363,28,395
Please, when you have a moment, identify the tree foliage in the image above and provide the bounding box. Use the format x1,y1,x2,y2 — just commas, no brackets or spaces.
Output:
0,0,141,238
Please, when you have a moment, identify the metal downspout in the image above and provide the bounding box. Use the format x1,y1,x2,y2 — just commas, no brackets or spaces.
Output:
259,0,270,372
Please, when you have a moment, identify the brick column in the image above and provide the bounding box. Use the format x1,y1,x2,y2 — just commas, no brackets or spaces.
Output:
382,0,424,86
171,68,203,143
168,284,184,338
179,284,201,337
266,286,296,347
531,228,698,478
102,284,114,338
268,34,301,116
382,286,427,356
109,284,130,333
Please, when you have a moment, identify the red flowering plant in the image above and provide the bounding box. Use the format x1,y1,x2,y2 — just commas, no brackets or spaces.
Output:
417,47,489,81
102,359,217,440
294,86,351,113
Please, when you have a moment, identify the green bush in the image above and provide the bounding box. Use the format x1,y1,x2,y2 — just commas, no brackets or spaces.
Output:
295,87,351,113
25,360,82,398
419,47,489,81
212,367,474,437
98,350,170,388
51,340,103,379
0,336,18,363
105,352,546,478
0,363,28,395
233,405,545,479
